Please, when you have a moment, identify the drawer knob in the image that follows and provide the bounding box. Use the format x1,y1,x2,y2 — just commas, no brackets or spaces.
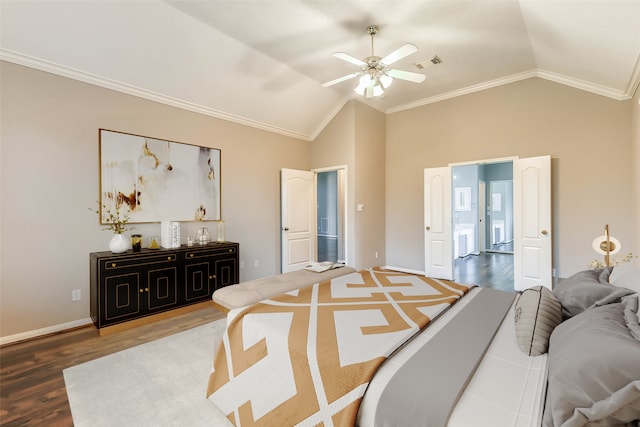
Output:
112,263,117,267
210,275,216,280
168,256,172,260
139,289,144,293
190,254,194,258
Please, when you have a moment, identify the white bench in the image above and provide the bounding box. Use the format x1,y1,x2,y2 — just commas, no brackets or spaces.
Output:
212,266,356,312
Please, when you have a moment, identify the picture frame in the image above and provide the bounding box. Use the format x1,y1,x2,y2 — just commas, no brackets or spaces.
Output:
99,129,221,223
492,193,502,212
454,187,471,211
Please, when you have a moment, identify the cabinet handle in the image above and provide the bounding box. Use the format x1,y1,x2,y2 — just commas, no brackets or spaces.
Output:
145,288,149,292
210,275,216,280
139,289,144,293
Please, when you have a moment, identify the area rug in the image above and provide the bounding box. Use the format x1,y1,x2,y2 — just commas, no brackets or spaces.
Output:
63,320,233,427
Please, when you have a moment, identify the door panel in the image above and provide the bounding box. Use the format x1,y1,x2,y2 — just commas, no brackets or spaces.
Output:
424,167,453,279
281,169,316,273
514,155,552,290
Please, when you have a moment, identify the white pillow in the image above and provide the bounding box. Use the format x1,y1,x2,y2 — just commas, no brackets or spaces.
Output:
609,263,640,294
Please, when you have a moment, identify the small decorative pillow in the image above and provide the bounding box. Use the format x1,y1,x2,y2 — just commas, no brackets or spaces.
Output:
514,286,563,356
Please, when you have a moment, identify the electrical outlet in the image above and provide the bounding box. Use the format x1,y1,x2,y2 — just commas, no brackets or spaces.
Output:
240,261,245,269
375,251,379,259
72,289,81,301
254,260,260,267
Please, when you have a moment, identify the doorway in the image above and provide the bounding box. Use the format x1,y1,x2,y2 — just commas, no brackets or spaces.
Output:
451,161,514,290
316,169,346,263
280,167,347,273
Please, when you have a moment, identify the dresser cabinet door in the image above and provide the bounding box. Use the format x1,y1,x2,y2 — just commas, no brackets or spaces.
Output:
104,273,141,323
214,257,238,289
146,267,178,311
183,262,212,302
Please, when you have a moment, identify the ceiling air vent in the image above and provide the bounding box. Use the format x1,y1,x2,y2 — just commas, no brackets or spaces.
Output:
415,55,442,70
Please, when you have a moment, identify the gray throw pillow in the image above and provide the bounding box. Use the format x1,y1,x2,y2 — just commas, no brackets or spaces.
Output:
514,286,562,356
553,269,634,319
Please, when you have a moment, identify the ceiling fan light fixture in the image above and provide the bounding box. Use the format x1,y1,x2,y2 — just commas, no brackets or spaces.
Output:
379,74,393,89
354,74,372,95
372,83,384,97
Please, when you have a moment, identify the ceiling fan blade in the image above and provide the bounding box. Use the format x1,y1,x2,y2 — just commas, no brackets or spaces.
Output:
386,68,426,83
322,72,361,87
380,43,418,66
333,52,367,67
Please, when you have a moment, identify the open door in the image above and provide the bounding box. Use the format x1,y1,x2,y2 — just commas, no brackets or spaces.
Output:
424,167,453,279
281,169,316,273
513,155,552,290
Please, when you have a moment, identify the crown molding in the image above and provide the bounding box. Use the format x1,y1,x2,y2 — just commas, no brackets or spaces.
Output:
624,53,640,99
0,49,313,141
386,71,537,114
388,67,635,115
537,69,631,101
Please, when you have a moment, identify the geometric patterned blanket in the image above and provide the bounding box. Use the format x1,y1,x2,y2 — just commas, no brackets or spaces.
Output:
207,267,470,426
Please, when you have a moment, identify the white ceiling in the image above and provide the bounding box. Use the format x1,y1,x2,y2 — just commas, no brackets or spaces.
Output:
1,1,639,141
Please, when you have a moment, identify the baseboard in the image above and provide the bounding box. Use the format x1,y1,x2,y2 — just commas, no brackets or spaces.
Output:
0,317,93,347
382,265,425,276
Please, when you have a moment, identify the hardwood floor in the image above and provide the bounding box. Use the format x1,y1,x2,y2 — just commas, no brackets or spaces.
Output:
454,252,514,292
0,307,225,427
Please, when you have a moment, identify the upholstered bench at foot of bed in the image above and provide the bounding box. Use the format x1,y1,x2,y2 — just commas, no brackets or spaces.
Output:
212,266,357,312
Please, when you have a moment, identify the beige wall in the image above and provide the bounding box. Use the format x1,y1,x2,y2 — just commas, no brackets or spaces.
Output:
0,62,310,339
310,100,386,269
353,102,386,268
385,78,635,277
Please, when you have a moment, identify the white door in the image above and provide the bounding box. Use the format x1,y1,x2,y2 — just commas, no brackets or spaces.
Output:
424,167,453,279
281,169,316,273
513,156,552,290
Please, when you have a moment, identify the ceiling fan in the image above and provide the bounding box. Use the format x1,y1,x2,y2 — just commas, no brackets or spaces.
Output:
322,25,426,98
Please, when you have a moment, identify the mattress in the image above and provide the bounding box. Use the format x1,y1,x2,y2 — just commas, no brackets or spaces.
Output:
357,287,548,427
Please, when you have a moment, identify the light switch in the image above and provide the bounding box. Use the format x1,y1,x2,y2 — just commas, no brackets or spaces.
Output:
357,204,364,211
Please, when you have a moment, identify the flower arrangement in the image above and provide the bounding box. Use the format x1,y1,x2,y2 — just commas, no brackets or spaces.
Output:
588,252,637,270
90,202,133,234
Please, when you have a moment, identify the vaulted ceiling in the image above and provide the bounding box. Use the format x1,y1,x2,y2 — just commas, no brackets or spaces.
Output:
2,1,639,141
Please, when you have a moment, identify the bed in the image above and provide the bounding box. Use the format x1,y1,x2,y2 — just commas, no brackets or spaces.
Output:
206,265,640,427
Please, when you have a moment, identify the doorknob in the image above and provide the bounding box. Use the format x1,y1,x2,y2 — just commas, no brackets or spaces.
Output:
425,226,431,231
282,227,289,231
541,230,548,235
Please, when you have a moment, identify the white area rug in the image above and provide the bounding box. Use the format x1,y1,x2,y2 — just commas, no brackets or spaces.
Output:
63,320,233,427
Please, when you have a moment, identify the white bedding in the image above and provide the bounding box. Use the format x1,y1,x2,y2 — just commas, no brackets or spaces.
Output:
357,287,548,427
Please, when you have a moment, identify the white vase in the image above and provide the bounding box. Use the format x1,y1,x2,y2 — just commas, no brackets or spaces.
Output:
109,234,129,253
